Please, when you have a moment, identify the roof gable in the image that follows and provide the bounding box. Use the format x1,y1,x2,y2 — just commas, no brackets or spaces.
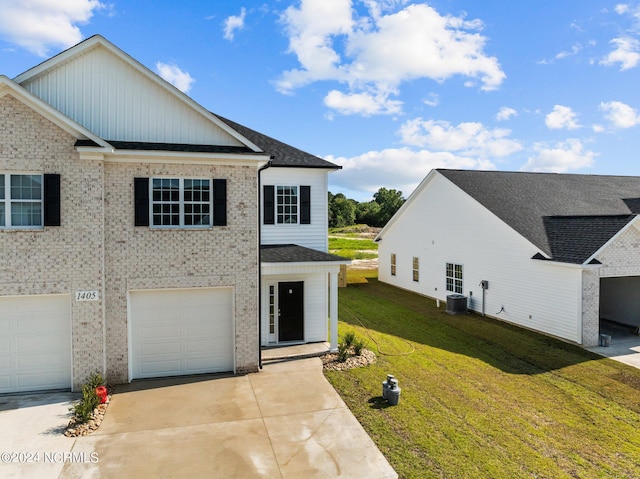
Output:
13,36,260,150
438,169,640,263
0,75,108,147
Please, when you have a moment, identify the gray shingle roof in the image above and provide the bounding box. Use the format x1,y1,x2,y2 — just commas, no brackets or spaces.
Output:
438,169,640,263
261,244,348,263
215,115,341,169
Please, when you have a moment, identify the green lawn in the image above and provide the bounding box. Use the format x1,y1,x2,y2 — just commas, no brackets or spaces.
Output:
326,270,640,479
328,236,378,260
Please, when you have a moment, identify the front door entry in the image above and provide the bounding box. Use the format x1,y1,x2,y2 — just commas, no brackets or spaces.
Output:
278,281,304,342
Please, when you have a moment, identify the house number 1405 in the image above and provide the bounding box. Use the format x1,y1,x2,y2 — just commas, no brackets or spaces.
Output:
75,291,99,301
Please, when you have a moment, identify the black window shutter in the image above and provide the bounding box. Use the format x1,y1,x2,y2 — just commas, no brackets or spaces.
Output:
43,174,61,226
264,185,275,225
300,185,311,224
213,179,227,226
134,178,149,226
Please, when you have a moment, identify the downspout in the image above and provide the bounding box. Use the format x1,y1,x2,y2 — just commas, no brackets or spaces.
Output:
257,159,272,370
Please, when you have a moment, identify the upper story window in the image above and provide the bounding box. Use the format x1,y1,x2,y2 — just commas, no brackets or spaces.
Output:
263,185,310,225
0,174,43,228
134,177,227,228
151,178,211,227
446,262,463,294
276,186,298,224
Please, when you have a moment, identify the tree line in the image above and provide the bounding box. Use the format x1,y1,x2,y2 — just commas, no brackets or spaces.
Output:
328,187,405,228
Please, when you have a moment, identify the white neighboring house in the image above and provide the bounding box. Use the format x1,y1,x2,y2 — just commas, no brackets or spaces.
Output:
376,169,640,347
0,35,347,394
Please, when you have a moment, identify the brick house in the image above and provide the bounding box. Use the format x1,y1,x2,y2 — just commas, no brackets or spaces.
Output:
0,35,347,393
376,169,640,347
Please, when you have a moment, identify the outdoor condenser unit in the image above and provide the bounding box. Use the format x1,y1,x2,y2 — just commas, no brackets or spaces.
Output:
446,294,468,315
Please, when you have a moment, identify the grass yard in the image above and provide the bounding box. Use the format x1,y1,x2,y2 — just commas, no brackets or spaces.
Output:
326,270,640,479
328,236,378,260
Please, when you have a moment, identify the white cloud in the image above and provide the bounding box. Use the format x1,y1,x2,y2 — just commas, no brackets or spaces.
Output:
278,1,504,115
327,147,493,197
599,100,640,128
520,139,596,173
324,88,402,116
156,62,195,94
398,119,522,158
600,37,640,70
423,92,439,107
0,0,105,56
496,106,517,121
545,105,581,130
555,43,583,60
223,7,247,41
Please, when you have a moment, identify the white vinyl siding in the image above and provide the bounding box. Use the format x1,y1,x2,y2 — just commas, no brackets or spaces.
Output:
261,168,329,251
20,46,243,146
378,171,582,343
0,295,71,393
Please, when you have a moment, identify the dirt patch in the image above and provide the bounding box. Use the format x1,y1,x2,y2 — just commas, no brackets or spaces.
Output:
349,258,378,270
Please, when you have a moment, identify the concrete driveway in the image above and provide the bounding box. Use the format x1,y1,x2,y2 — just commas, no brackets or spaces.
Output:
0,391,77,479
53,357,396,478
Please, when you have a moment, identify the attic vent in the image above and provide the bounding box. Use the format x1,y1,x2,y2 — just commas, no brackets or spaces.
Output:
446,294,468,315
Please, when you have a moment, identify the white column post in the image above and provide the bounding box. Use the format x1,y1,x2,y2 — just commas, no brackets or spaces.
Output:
330,271,339,352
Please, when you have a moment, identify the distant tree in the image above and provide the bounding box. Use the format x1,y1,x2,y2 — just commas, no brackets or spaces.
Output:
355,201,381,226
328,192,356,228
373,187,405,226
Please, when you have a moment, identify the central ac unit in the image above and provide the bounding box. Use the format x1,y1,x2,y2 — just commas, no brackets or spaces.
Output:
446,294,468,315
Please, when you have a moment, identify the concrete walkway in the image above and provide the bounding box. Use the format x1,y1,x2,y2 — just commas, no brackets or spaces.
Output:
60,357,397,478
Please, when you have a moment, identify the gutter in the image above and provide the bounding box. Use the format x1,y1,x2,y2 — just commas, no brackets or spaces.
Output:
257,159,272,370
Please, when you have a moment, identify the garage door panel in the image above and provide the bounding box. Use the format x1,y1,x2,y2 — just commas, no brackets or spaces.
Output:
140,359,182,376
0,295,71,393
131,288,234,379
140,341,182,356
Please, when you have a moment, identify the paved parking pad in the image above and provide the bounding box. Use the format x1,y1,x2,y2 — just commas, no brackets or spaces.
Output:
61,358,397,478
0,392,77,479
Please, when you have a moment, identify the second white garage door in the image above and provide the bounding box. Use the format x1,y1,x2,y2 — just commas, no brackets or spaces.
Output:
130,288,234,379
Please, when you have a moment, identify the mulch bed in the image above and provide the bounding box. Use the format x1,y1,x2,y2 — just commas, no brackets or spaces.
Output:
321,348,376,371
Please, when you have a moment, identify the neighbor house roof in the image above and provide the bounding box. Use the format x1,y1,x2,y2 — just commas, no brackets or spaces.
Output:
261,244,349,264
438,169,640,264
216,115,341,169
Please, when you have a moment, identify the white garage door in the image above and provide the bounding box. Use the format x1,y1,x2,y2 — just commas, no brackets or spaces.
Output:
130,288,234,379
0,295,72,393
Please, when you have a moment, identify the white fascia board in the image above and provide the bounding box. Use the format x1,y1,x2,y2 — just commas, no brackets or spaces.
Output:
262,261,351,275
375,168,440,242
0,75,108,147
531,258,590,269
582,215,640,266
13,35,264,153
103,149,270,167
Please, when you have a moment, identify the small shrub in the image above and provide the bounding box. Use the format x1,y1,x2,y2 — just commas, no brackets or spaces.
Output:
353,337,367,356
70,372,104,423
342,331,356,348
337,341,350,362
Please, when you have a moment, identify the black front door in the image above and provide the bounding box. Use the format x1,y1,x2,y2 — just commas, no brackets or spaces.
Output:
278,281,304,342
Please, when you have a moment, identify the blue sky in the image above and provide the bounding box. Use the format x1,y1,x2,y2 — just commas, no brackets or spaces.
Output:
2,1,640,201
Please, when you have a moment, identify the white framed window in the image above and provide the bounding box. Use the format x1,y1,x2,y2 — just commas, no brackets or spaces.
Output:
446,263,463,293
391,254,396,276
0,174,43,228
412,257,419,282
151,178,211,228
277,186,298,224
